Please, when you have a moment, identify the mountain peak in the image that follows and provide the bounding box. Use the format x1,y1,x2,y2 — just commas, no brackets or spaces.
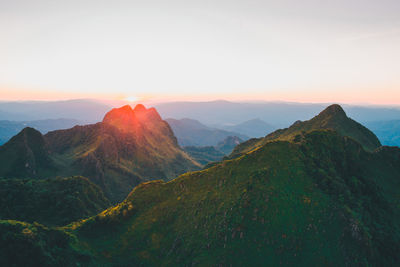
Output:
133,104,146,113
120,105,133,111
102,104,164,133
0,127,52,178
231,104,381,157
11,127,44,145
317,104,347,119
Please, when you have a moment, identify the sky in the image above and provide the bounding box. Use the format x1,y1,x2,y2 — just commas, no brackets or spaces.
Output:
1,0,400,104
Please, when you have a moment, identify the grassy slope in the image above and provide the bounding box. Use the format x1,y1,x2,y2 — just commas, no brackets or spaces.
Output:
0,176,111,226
0,220,92,267
67,130,399,266
231,104,381,158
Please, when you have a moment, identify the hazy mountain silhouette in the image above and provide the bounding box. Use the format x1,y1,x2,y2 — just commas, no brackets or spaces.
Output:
155,100,400,127
166,118,248,146
217,118,276,138
365,120,400,147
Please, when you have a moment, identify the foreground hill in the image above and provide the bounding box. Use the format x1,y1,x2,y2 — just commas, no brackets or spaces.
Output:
0,220,91,267
0,176,110,226
0,105,200,202
231,104,381,158
63,129,399,266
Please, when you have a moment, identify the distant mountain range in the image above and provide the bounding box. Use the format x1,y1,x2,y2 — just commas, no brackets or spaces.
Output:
2,104,398,266
364,120,400,147
1,99,399,147
0,99,110,122
216,118,276,138
1,98,400,127
166,118,248,146
0,105,200,202
0,118,81,145
156,100,400,127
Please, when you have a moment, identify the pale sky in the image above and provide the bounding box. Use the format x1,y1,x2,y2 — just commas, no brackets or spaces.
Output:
1,0,400,104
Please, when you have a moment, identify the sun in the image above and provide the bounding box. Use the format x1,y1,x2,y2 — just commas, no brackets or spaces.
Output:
125,96,139,102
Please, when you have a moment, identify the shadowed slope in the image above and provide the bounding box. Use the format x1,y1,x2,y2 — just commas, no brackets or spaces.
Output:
0,127,55,178
0,176,110,226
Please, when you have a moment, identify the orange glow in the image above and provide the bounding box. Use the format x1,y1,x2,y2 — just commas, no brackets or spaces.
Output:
1,85,400,106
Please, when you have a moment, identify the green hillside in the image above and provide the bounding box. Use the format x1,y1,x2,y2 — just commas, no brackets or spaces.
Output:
0,220,92,267
61,129,399,266
0,176,110,226
231,104,381,158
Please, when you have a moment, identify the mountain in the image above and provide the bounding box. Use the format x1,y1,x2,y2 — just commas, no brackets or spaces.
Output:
0,118,81,145
166,118,248,146
0,127,55,178
0,105,200,202
0,176,110,226
365,120,400,147
219,118,276,138
216,136,243,154
2,104,400,266
231,104,381,157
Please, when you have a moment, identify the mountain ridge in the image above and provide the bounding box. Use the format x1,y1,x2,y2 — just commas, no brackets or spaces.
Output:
231,104,381,158
0,105,200,202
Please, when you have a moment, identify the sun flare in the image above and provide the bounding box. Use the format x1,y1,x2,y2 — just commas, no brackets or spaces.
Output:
125,96,139,102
